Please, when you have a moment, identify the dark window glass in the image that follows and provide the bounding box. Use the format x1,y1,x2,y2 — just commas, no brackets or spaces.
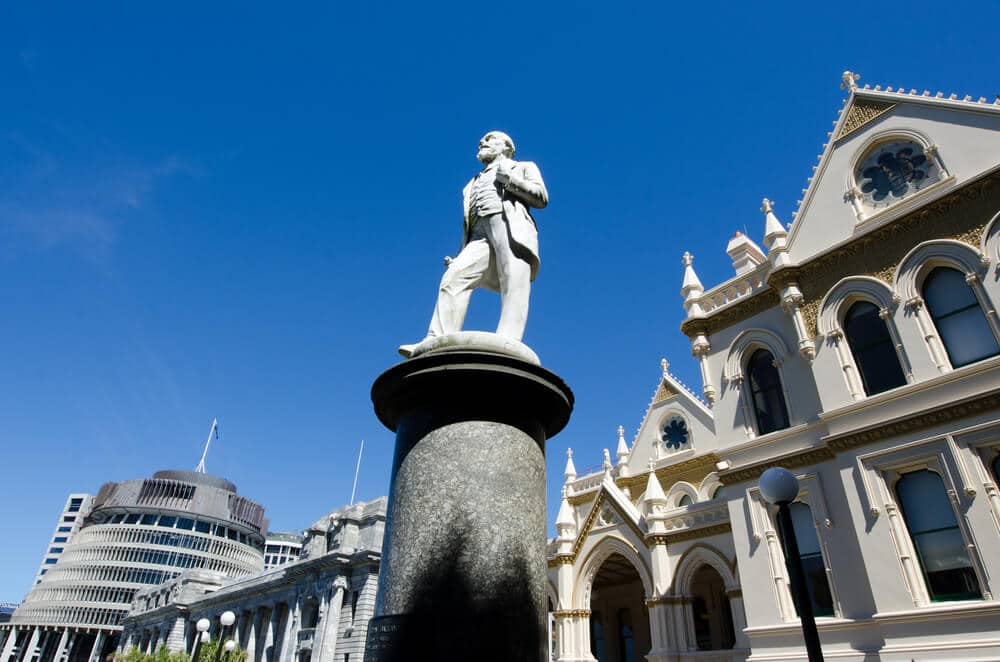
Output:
923,268,1000,368
993,454,1000,484
227,528,239,541
49,547,63,554
215,525,227,538
40,569,47,575
125,514,141,524
177,518,194,530
843,301,907,395
266,545,278,554
159,516,176,528
617,609,635,662
58,526,73,532
111,514,126,524
785,503,835,616
747,349,790,435
678,495,693,507
63,516,76,522
590,611,605,661
68,498,83,512
195,520,211,534
141,514,158,526
896,470,981,601
44,559,57,565
53,537,68,543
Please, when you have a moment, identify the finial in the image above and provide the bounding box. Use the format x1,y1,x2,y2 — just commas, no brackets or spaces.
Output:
762,197,788,252
564,447,577,483
616,426,629,464
682,251,693,266
761,198,773,214
661,358,669,377
647,457,656,473
602,448,613,472
841,71,860,91
681,252,704,302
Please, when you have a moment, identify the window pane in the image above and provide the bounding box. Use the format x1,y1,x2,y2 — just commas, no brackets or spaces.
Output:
895,469,981,602
923,268,1000,368
789,503,821,556
786,502,834,616
678,495,692,507
747,349,790,434
844,301,906,395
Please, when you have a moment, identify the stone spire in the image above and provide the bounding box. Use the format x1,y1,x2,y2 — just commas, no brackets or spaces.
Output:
762,198,789,256
641,459,668,532
564,447,577,484
555,486,576,538
616,425,629,465
682,252,706,317
643,460,666,505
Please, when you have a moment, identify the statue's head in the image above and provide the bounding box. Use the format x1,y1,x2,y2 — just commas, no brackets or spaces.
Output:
477,131,515,163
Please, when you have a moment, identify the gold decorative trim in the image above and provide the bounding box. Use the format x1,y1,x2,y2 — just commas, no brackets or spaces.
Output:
837,99,896,141
665,522,732,543
547,554,575,568
825,390,1000,451
718,447,835,485
645,534,670,547
681,173,999,339
617,453,721,497
646,596,689,606
653,381,678,403
553,609,591,618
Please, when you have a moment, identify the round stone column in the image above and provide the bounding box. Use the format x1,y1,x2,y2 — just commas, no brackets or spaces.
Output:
364,349,573,662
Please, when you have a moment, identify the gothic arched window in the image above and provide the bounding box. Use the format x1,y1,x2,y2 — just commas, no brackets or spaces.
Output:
922,267,1000,368
843,301,907,395
895,470,981,602
747,349,790,435
784,502,835,617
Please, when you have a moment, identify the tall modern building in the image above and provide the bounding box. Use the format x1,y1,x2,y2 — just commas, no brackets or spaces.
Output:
548,72,1000,661
263,533,303,570
0,469,267,662
32,495,95,588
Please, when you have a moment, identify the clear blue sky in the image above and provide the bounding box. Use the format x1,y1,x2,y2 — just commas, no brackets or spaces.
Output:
1,1,997,601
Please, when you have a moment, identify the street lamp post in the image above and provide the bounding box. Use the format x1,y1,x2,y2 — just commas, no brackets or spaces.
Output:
192,618,211,660
759,467,825,662
213,611,237,662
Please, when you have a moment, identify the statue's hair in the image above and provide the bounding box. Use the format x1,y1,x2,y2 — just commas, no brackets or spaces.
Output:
487,131,515,158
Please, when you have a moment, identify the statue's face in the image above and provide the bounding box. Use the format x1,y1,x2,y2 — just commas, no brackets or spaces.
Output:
477,133,508,164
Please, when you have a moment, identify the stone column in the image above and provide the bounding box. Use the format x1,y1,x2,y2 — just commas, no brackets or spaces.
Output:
87,632,106,662
167,618,187,653
0,628,19,662
243,611,258,662
318,578,347,662
728,588,750,650
19,628,40,662
262,607,278,662
364,349,573,662
279,599,298,662
52,630,70,662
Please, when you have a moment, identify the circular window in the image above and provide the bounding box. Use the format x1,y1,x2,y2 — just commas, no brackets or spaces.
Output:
661,416,690,450
856,140,939,210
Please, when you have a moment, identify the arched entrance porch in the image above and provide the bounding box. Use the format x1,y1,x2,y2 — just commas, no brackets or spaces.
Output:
588,553,651,662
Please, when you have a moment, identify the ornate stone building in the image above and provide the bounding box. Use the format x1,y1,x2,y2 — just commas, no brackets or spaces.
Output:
548,73,1000,661
0,470,266,662
119,497,385,662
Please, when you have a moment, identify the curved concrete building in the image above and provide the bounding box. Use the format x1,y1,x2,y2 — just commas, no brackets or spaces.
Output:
1,470,266,662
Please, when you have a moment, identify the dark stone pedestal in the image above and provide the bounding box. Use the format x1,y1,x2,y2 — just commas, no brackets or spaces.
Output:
363,350,573,662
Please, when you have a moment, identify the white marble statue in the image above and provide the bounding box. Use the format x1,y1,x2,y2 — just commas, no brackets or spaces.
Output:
399,131,548,359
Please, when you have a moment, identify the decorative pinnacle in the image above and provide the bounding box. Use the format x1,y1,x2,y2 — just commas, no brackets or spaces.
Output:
648,457,656,472
618,425,625,439
761,198,774,214
841,71,860,91
602,448,613,472
661,358,669,376
682,251,693,266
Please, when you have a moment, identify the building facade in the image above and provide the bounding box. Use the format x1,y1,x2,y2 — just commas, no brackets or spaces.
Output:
119,497,385,662
264,534,304,570
548,73,1000,661
32,495,95,589
0,470,267,662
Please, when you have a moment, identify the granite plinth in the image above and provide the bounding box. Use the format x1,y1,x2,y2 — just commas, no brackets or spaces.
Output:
365,351,573,662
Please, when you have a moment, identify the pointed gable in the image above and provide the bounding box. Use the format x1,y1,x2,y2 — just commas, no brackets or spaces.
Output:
623,359,715,475
786,74,1000,264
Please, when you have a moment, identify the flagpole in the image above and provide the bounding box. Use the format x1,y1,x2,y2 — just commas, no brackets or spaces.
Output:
350,440,364,504
194,418,219,474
